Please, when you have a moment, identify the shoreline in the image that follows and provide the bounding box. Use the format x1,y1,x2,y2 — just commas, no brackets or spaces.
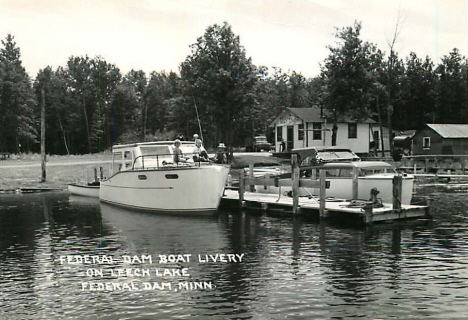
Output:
0,152,280,191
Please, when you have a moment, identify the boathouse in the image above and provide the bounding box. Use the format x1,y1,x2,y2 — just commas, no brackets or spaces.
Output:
412,124,468,155
271,107,391,155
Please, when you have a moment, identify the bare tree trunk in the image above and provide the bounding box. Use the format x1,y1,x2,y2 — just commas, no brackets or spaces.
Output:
41,88,46,182
387,104,394,156
57,116,70,155
82,96,91,153
331,111,338,146
376,95,385,157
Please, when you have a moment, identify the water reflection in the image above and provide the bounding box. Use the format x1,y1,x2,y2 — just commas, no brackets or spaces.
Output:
0,190,467,319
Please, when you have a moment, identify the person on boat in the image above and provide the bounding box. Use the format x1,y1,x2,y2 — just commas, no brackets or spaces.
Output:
193,139,209,162
214,142,228,164
173,139,187,164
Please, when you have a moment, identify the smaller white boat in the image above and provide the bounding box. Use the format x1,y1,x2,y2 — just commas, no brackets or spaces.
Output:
68,182,100,198
253,147,415,205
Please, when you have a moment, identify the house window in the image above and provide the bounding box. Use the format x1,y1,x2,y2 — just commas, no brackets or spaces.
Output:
348,123,357,139
298,124,304,140
276,126,282,142
423,137,431,149
313,122,322,140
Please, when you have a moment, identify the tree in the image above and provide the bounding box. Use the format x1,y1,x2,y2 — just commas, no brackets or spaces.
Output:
321,22,381,145
397,53,435,130
65,55,121,153
180,22,257,150
145,71,179,138
0,34,37,153
434,49,468,124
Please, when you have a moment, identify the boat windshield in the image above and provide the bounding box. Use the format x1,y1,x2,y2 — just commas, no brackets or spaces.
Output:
301,150,359,165
140,146,171,156
359,167,397,176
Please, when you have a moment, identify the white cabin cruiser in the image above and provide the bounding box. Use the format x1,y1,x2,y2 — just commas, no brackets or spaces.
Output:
100,141,230,212
254,148,414,205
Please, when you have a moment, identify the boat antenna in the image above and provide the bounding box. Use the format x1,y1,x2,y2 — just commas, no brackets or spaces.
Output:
193,98,204,142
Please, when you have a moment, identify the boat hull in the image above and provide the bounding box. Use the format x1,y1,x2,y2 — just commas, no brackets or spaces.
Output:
100,165,230,212
68,183,100,198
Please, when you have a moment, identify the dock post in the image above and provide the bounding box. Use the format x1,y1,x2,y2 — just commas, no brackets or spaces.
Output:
352,167,359,200
99,167,104,180
94,167,98,183
319,169,326,219
392,175,403,211
292,154,300,215
249,163,255,192
364,204,373,224
238,169,245,206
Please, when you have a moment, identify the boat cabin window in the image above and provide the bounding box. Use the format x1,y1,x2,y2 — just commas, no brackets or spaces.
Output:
359,167,396,176
124,151,134,169
140,146,171,156
139,145,172,168
112,151,123,173
324,168,354,178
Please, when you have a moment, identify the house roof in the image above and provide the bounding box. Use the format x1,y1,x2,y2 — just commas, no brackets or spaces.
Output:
288,107,323,122
427,124,468,138
272,107,376,125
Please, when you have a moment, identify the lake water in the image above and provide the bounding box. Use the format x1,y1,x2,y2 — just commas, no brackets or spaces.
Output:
0,188,467,320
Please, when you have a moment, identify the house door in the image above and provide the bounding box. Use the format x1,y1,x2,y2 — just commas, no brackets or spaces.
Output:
287,126,294,151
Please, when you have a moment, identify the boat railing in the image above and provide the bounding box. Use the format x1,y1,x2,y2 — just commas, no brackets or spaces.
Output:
132,154,209,170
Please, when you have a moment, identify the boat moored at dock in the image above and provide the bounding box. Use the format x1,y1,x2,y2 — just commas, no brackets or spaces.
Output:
68,182,100,198
99,141,230,212
253,148,415,205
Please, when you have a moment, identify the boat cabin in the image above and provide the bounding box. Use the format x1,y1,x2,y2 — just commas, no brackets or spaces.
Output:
300,161,398,179
292,147,361,165
111,141,197,174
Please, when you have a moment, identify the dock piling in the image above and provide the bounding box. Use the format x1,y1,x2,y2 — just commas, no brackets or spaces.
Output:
249,164,255,192
238,169,245,206
292,154,300,215
392,175,403,211
352,167,359,200
319,169,326,219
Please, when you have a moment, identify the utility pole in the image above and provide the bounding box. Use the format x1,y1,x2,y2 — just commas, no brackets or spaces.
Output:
41,87,46,182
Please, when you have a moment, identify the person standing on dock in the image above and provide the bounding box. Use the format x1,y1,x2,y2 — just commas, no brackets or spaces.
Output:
214,143,228,164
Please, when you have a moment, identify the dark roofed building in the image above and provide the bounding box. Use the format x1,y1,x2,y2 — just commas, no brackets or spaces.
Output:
412,124,468,155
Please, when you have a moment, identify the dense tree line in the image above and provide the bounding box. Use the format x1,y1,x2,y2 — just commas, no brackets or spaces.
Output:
0,22,467,155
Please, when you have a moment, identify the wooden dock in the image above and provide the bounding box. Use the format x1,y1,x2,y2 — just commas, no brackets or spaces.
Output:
221,189,430,224
222,154,431,224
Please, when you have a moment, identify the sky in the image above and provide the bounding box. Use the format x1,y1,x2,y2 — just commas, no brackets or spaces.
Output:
0,0,467,78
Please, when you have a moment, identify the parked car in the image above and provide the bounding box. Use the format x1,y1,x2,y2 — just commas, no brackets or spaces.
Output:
245,135,272,152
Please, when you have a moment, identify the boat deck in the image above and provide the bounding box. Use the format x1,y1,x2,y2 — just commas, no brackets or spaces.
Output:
221,189,430,224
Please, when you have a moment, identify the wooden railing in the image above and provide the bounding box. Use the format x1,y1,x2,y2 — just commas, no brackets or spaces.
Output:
400,155,468,174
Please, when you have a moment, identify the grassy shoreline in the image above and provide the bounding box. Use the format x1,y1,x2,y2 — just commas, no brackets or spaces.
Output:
0,152,280,191
0,153,113,191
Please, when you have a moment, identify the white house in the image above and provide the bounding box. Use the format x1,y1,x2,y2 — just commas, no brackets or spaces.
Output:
272,107,389,155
